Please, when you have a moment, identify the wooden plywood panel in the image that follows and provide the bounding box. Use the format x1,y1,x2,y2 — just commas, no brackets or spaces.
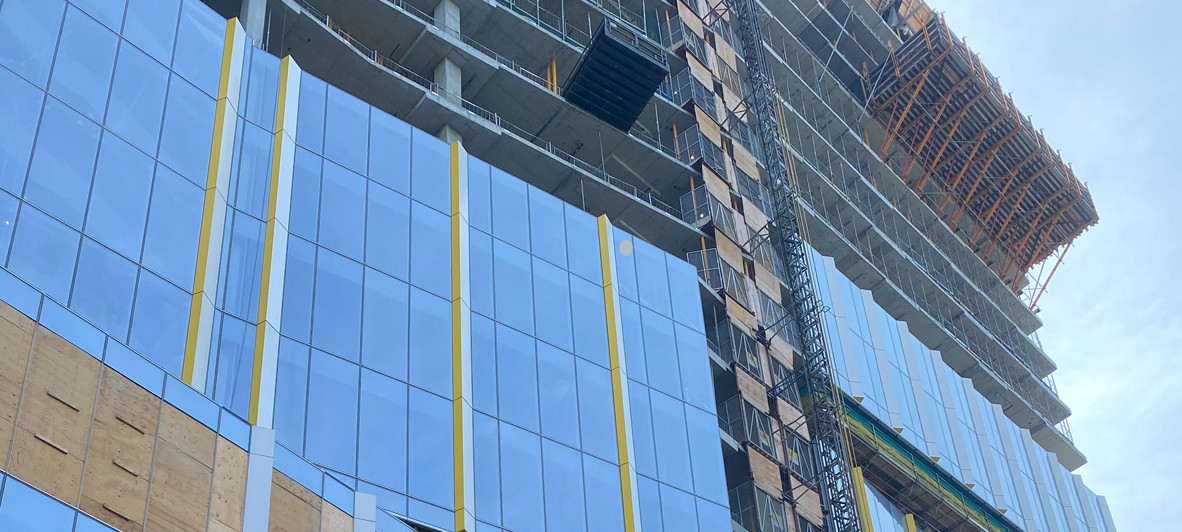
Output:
736,367,769,412
269,472,321,532
146,441,214,532
320,502,352,532
272,471,321,508
796,485,824,525
9,426,85,503
158,403,217,468
19,327,101,455
748,446,783,497
80,457,151,532
210,437,248,531
0,302,33,465
93,369,161,474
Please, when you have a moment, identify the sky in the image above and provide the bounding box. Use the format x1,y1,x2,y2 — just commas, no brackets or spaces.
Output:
923,0,1182,530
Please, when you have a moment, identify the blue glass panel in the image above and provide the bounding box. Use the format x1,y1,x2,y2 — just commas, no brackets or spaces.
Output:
495,323,538,432
8,204,79,301
0,267,40,318
490,167,529,250
492,239,532,334
311,249,363,361
324,85,368,174
362,482,408,517
49,7,117,121
569,274,608,368
323,475,354,515
296,73,326,152
105,340,165,396
471,313,497,415
318,160,365,259
641,308,681,399
365,183,409,281
537,343,579,448
216,210,263,319
696,499,731,532
564,205,602,285
618,299,645,384
659,484,699,532
172,0,222,97
211,314,253,417
409,200,450,298
231,120,272,219
368,111,410,195
499,422,544,532
612,227,638,301
158,75,214,185
129,270,188,375
634,239,671,316
527,187,565,268
542,439,587,532
306,348,359,475
408,501,452,531
70,239,137,339
0,191,15,264
407,387,452,508
359,368,408,491
469,229,493,318
289,148,321,240
122,0,179,65
583,454,625,532
86,134,153,259
650,391,693,491
627,381,656,478
106,41,169,155
39,298,103,357
0,476,75,531
280,235,315,342
273,444,323,494
532,258,572,352
410,128,449,214
638,476,664,532
0,0,65,88
163,375,218,429
467,156,491,232
473,412,501,524
24,97,100,227
242,48,279,129
274,337,308,451
686,405,727,504
407,287,451,398
71,0,126,31
668,257,704,332
676,324,713,412
75,512,118,532
576,357,616,462
361,268,408,380
0,67,41,194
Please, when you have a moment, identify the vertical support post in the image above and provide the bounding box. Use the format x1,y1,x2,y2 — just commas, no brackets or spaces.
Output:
597,216,643,532
450,142,476,532
184,18,247,389
851,467,875,532
242,426,276,532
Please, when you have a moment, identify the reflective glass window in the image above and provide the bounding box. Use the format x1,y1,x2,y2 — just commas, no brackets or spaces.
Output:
409,200,450,299
49,7,117,121
289,148,321,240
564,204,601,284
362,268,409,380
583,455,625,532
576,358,616,462
0,67,41,194
686,405,728,503
410,128,449,214
467,156,491,232
493,239,532,334
641,308,681,399
0,477,75,530
408,387,452,508
619,299,646,384
676,324,713,412
668,257,704,332
106,42,169,155
369,111,410,195
157,75,214,185
85,134,153,259
311,249,363,361
528,187,565,268
638,476,664,532
471,313,497,415
537,343,579,448
296,73,326,152
532,258,572,352
500,422,544,532
231,120,272,219
634,239,671,316
280,236,315,342
8,204,79,301
650,390,693,491
71,0,126,32
407,286,451,397
696,499,731,532
365,183,409,280
75,512,118,532
324,85,368,174
569,275,608,367
359,368,408,491
660,484,699,532
612,227,638,301
318,160,365,259
542,440,587,532
242,48,279,129
71,238,137,339
105,337,164,396
627,382,657,477
473,412,501,524
0,192,14,260
129,270,188,375
306,348,360,475
216,210,263,319
211,314,253,417
490,167,529,250
24,97,100,227
274,337,309,451
122,0,179,66
469,229,494,317
172,0,222,97
0,0,64,88
496,324,538,432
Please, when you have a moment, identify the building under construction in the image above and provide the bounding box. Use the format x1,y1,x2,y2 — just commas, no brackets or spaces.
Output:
0,0,1114,530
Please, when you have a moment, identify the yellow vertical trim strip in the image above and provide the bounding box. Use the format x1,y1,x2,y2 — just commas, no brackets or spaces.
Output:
597,216,642,532
451,142,475,532
903,514,918,532
852,466,876,532
183,18,240,384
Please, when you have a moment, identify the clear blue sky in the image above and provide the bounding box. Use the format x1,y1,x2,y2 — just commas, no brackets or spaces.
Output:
924,1,1181,529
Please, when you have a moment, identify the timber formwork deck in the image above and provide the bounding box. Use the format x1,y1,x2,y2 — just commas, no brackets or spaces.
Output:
867,15,1098,290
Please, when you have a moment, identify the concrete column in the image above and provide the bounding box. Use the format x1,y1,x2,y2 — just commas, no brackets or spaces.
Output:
434,57,462,105
437,125,461,144
242,427,277,532
241,0,267,45
434,0,461,33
